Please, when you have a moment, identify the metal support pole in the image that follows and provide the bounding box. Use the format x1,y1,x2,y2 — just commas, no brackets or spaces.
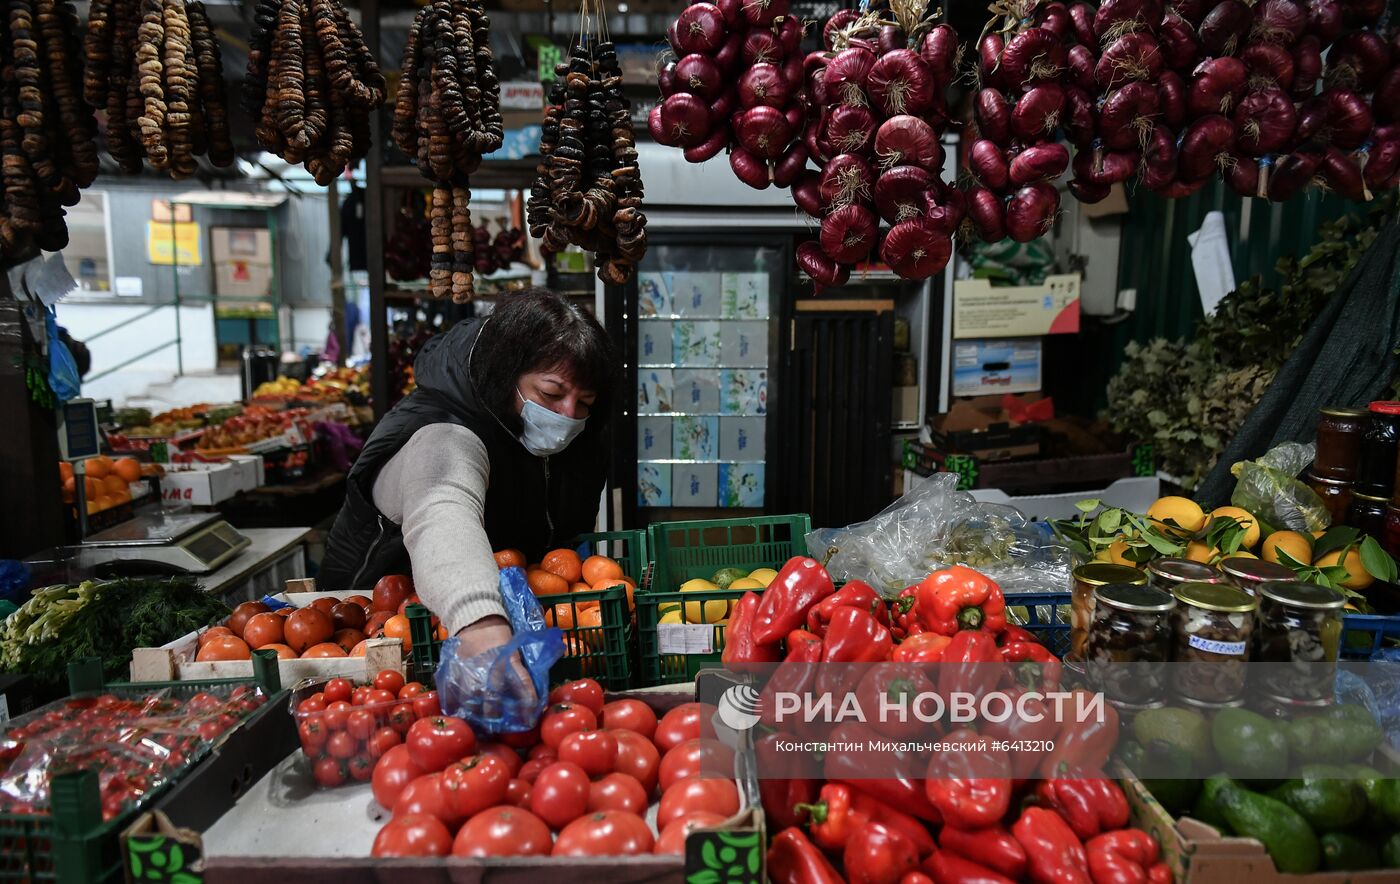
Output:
327,179,346,365
169,209,184,375
362,0,389,419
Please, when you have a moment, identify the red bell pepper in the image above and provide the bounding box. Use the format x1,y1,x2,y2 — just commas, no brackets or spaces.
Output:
1038,689,1121,779
1086,829,1173,884
980,687,1060,781
822,605,893,663
759,655,819,731
755,733,818,830
998,624,1040,646
751,556,835,645
1013,807,1092,884
785,628,824,662
939,825,1028,880
890,632,951,663
856,663,939,740
823,722,943,823
898,873,934,884
915,566,1007,635
936,629,1002,702
924,727,1012,829
796,783,935,856
924,850,1018,884
844,821,921,884
1002,641,1062,691
892,585,919,637
768,826,844,884
722,591,783,666
807,579,889,635
1035,773,1130,841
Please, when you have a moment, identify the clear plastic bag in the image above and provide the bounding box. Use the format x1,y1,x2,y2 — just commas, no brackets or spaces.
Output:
805,473,1075,595
1230,442,1329,534
435,567,563,735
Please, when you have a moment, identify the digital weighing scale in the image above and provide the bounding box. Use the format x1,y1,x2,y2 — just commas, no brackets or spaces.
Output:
78,510,251,573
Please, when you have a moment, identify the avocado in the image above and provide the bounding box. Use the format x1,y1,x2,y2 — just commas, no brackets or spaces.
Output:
1119,737,1202,815
711,567,748,589
1343,764,1395,831
1320,832,1380,871
1217,783,1321,874
1382,833,1400,868
1269,773,1368,830
1133,706,1213,770
1192,774,1235,831
1377,778,1400,827
1286,709,1383,762
1212,708,1290,782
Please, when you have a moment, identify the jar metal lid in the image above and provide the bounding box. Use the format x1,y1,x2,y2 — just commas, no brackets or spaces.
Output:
1258,580,1347,610
1353,492,1390,503
1148,558,1222,584
1094,583,1176,613
1305,471,1351,487
1368,401,1400,415
1320,406,1369,418
1219,558,1295,583
1073,563,1148,587
1173,581,1258,613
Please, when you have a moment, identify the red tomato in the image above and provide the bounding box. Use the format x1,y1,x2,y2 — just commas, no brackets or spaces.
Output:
610,729,660,796
350,686,372,706
654,703,718,754
298,718,328,753
387,703,417,735
372,574,414,614
348,754,375,782
552,810,655,856
374,669,407,695
557,730,618,778
506,778,532,806
540,703,598,749
323,678,353,704
528,761,591,830
587,772,648,814
398,682,426,699
406,716,477,772
528,743,558,763
327,731,357,760
477,742,524,778
371,813,452,857
412,692,441,719
452,806,552,857
297,693,327,715
368,727,401,760
313,756,347,788
518,758,550,784
548,679,605,716
498,725,541,749
367,688,397,706
371,744,424,810
654,812,728,855
602,699,658,741
658,739,736,792
392,773,459,826
323,700,354,731
657,777,740,830
345,709,376,741
440,754,512,819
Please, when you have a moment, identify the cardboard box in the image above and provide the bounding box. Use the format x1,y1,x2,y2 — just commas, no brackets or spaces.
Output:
893,386,920,424
953,273,1081,338
952,339,1043,396
161,461,245,506
226,454,265,490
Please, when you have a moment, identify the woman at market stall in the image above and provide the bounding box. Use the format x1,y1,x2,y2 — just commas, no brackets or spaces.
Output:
320,288,615,660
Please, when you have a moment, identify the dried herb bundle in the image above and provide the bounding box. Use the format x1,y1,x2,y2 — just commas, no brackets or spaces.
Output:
84,0,233,178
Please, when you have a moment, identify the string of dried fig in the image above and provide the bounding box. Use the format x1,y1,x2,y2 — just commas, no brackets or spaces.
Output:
526,0,645,285
82,0,233,178
242,0,384,185
391,0,504,300
0,0,98,260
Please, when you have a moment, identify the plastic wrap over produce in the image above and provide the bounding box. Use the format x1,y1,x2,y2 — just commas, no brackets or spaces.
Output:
806,474,1074,595
1230,442,1328,534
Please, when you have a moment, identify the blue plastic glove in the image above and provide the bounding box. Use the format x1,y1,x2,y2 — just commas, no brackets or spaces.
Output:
435,567,564,734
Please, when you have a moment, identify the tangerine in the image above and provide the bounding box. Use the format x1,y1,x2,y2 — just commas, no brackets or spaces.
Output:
383,614,412,651
592,577,636,610
113,458,142,483
102,475,128,495
527,568,570,597
581,555,624,586
494,549,527,569
84,456,112,480
58,461,73,482
540,549,583,583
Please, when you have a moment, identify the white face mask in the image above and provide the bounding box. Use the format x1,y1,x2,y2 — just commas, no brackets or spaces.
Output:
516,388,587,456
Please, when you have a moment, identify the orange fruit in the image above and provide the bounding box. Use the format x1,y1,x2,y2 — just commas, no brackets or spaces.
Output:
540,549,583,583
571,582,593,593
102,474,128,495
84,456,112,480
94,495,117,512
436,624,448,640
581,555,624,587
113,458,141,483
61,476,75,503
592,577,636,610
494,549,527,569
569,606,605,651
84,477,101,499
544,604,576,629
58,461,73,482
383,614,412,651
527,568,570,597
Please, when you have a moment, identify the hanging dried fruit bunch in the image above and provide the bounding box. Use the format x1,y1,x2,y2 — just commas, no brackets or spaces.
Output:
242,0,386,185
83,0,233,177
0,0,99,256
527,27,647,285
426,184,477,302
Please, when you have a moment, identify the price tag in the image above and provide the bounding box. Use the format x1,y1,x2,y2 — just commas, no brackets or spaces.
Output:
657,623,714,655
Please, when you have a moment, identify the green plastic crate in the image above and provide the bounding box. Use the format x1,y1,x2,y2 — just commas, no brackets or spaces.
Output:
0,654,283,884
407,531,644,689
638,514,812,686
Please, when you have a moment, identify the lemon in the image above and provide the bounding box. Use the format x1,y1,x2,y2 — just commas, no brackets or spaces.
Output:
729,577,765,590
659,609,683,625
1184,541,1217,564
1147,496,1207,534
679,581,729,623
1313,548,1374,590
1261,531,1312,567
1228,550,1258,559
1209,506,1261,549
680,578,718,593
747,568,778,586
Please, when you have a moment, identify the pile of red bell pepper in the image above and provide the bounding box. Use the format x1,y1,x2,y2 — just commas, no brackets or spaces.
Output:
721,557,1171,884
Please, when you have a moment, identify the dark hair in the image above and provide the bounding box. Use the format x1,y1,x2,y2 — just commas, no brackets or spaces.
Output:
471,288,617,432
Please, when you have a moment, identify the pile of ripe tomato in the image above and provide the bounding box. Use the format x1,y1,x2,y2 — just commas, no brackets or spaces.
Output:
0,685,267,820
368,677,743,857
295,669,442,787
